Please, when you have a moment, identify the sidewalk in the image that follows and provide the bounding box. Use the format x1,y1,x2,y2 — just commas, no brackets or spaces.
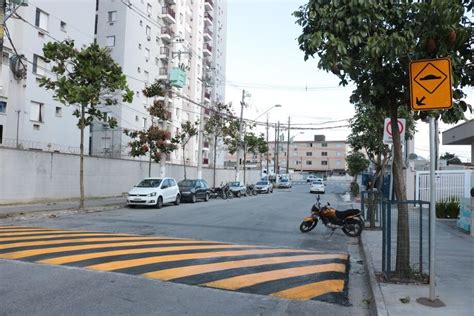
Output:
361,220,474,316
0,195,126,218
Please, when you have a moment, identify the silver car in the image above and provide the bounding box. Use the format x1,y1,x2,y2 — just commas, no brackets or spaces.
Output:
278,178,292,188
255,180,273,194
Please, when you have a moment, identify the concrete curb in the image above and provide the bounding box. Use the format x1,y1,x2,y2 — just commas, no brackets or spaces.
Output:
360,232,389,316
0,204,125,219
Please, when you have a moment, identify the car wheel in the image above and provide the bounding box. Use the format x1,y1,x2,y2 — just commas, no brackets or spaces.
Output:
174,194,181,205
191,194,197,203
237,191,241,198
204,193,210,202
156,196,163,209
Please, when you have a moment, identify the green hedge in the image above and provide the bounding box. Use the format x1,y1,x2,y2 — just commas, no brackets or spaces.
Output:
436,196,460,219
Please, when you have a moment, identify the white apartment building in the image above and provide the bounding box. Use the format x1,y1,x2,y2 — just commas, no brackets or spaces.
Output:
0,1,96,153
94,0,228,168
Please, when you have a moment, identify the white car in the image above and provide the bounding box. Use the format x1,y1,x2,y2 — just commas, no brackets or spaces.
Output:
310,180,325,194
306,175,317,183
127,177,180,208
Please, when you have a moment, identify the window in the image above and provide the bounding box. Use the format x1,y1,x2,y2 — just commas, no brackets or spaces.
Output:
146,25,151,38
144,70,149,82
336,160,341,166
30,102,44,122
0,125,3,144
322,161,328,166
295,160,299,165
321,152,327,156
33,54,46,76
306,152,312,156
108,11,117,22
147,3,152,15
306,161,312,165
35,8,49,31
60,21,66,32
135,115,139,122
106,36,115,47
145,48,150,60
55,107,62,117
0,101,6,113
143,118,147,129
322,143,328,147
336,152,341,157
33,124,40,131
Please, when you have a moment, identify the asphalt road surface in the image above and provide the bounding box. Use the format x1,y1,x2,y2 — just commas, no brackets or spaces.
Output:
0,181,371,316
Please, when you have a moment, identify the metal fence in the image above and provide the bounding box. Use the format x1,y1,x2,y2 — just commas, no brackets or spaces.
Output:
360,190,384,228
416,170,473,203
381,200,430,281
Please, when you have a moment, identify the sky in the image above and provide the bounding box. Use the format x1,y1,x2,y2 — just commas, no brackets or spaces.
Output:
223,0,473,163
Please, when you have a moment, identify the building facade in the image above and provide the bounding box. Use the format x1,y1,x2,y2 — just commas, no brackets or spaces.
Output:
0,1,96,153
94,0,228,168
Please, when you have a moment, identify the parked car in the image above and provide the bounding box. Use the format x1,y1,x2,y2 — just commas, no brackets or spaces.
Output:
178,179,210,203
228,181,247,197
278,178,292,188
306,175,317,183
255,180,273,194
309,180,325,194
127,177,180,208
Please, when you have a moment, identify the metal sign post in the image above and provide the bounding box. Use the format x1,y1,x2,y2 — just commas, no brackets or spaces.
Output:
429,117,436,301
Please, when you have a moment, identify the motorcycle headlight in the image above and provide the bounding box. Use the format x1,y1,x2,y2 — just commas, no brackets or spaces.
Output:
148,192,157,197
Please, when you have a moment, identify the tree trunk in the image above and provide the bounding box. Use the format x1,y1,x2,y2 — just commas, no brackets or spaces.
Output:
79,105,85,209
183,145,186,180
390,104,410,277
213,134,217,188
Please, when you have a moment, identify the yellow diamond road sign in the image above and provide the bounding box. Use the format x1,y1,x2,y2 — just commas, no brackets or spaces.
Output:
409,58,452,111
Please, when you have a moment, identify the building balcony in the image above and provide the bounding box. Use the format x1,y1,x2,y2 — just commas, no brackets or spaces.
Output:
204,13,213,26
203,141,210,149
161,26,174,42
203,158,209,165
159,67,168,80
161,6,176,24
204,91,211,101
203,43,212,57
204,0,213,12
203,28,212,42
164,0,176,5
204,108,210,115
159,46,170,60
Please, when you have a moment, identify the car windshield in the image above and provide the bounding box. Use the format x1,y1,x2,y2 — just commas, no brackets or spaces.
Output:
137,179,162,188
281,179,288,182
256,181,268,185
230,182,240,187
179,180,196,187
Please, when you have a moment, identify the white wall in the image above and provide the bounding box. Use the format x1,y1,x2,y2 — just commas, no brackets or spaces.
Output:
0,147,261,204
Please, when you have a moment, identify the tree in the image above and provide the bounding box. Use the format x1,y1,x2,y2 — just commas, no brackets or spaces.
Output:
346,151,370,182
124,80,177,176
204,103,235,187
172,121,199,180
39,40,133,209
440,152,462,165
295,1,472,277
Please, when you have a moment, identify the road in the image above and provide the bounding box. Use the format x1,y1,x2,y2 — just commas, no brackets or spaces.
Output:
0,181,370,315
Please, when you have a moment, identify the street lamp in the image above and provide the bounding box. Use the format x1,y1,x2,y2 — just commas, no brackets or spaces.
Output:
286,131,304,175
257,105,282,178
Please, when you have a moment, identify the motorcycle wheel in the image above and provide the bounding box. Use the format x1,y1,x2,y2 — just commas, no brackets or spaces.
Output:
299,220,317,233
342,219,363,237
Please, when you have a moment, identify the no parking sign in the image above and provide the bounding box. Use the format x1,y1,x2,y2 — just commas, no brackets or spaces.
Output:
383,118,406,144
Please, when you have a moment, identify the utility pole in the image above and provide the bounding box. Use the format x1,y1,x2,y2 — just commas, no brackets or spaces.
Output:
286,116,290,175
276,121,280,175
196,73,207,180
235,89,246,182
266,113,269,177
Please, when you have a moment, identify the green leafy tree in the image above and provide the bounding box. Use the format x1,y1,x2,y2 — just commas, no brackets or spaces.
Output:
346,151,370,182
172,121,199,180
39,40,133,209
124,80,176,175
294,1,472,276
440,152,462,165
204,103,235,187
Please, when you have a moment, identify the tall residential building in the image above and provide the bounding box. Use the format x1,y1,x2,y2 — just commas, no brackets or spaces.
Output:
94,0,227,168
0,1,96,152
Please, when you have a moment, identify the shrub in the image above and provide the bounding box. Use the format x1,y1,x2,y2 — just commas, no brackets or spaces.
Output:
436,196,460,219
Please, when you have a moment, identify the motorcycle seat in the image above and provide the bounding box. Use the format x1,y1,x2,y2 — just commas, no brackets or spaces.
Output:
336,209,361,219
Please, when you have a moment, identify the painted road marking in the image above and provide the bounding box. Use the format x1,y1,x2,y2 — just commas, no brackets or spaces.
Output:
271,279,345,300
143,254,346,281
203,263,346,290
0,226,350,305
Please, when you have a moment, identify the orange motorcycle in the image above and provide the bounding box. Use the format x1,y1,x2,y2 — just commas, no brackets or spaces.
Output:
299,195,364,237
